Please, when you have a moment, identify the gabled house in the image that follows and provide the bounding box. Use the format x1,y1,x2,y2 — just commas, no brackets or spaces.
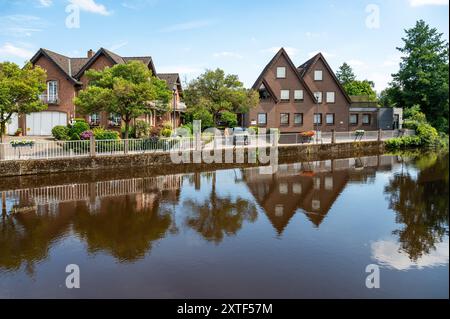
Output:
246,48,351,133
13,48,183,136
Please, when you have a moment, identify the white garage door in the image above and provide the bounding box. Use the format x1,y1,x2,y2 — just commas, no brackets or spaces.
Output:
26,112,68,136
7,113,19,135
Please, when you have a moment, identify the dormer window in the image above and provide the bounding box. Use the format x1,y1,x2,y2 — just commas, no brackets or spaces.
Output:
47,80,58,103
314,70,323,81
276,67,286,78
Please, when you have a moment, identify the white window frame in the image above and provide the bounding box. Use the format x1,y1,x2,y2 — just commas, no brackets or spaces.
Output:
47,80,58,103
314,70,323,81
276,67,286,78
294,90,304,101
326,92,335,103
258,113,267,125
314,92,322,103
280,90,290,101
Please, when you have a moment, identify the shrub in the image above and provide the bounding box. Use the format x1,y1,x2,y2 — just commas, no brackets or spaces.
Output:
160,127,172,137
188,108,214,129
52,125,70,140
69,120,90,136
70,132,80,141
416,123,439,145
134,120,151,138
220,111,238,128
162,121,173,130
248,126,258,134
80,130,94,140
93,127,120,140
150,126,161,137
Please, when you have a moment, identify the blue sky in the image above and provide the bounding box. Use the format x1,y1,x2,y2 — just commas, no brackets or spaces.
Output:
0,0,448,92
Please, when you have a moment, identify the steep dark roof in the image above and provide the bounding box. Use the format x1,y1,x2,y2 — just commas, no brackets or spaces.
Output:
158,73,182,93
252,47,317,103
31,48,157,83
297,52,352,104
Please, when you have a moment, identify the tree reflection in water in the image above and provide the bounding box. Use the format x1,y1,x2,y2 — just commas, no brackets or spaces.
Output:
384,152,449,261
73,193,172,262
183,172,257,243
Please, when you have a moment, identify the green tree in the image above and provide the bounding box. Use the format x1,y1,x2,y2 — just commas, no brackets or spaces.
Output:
390,20,449,132
74,61,171,139
219,110,238,127
0,62,47,142
336,62,356,85
343,80,377,101
184,68,259,126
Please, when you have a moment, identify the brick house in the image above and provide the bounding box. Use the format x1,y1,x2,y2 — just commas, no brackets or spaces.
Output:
11,48,184,136
245,48,400,133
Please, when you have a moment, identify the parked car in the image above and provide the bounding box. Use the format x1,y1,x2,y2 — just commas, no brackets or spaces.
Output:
231,127,249,145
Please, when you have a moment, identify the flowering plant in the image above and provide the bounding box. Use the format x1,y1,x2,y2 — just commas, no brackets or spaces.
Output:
80,130,94,140
10,140,35,147
300,130,315,137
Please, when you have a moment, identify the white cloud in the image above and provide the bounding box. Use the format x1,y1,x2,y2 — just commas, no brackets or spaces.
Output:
121,0,158,10
213,51,243,59
69,0,112,16
38,0,52,7
0,15,45,37
409,0,449,6
109,41,128,51
159,20,214,32
261,47,299,57
371,239,449,270
305,31,327,38
0,43,34,59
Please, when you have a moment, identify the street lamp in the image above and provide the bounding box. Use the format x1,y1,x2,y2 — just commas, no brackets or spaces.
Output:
172,84,177,129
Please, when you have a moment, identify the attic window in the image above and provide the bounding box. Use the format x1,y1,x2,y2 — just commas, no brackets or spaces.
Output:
258,84,271,100
314,70,323,81
276,67,286,78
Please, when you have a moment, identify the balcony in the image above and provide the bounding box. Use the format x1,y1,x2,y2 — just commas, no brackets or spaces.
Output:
39,94,59,105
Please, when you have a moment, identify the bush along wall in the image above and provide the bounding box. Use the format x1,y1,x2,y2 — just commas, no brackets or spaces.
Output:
386,122,448,150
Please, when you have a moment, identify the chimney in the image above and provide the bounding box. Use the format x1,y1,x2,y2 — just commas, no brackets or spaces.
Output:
87,49,94,58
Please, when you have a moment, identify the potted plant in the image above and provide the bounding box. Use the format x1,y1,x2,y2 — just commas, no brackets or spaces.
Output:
10,140,35,148
299,130,315,143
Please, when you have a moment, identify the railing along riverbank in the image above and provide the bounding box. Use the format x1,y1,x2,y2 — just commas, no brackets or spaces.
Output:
0,129,414,161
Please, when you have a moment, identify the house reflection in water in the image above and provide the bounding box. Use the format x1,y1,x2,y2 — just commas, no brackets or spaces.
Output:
0,174,184,271
242,155,403,234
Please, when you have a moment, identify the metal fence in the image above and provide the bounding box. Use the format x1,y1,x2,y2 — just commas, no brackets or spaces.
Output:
0,129,414,161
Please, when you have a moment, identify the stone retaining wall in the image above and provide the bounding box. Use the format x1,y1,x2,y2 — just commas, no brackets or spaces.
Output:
0,141,386,177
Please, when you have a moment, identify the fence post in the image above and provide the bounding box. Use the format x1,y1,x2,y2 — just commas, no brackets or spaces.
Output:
377,129,382,142
90,135,96,157
331,129,336,144
0,143,5,160
195,131,202,151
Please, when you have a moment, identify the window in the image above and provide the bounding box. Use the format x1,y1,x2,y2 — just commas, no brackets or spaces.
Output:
47,81,58,103
258,83,271,100
294,90,304,101
326,113,335,125
280,90,290,101
258,113,267,125
314,92,322,103
109,113,121,127
326,92,335,103
294,113,303,125
314,113,322,125
280,113,289,125
89,113,100,126
362,114,371,125
276,67,286,78
314,70,323,81
350,114,358,125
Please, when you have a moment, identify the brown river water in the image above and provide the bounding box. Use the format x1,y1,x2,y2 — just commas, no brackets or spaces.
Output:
0,151,448,298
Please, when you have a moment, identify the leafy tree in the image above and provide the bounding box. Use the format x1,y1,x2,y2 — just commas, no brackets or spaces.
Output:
390,20,449,132
336,62,356,84
343,80,377,101
0,62,46,142
185,106,215,129
74,61,171,139
184,68,259,125
219,110,238,127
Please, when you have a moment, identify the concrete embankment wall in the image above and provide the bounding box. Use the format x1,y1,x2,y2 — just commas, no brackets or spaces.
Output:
0,141,386,177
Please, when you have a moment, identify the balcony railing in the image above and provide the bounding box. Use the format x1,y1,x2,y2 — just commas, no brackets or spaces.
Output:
39,94,59,104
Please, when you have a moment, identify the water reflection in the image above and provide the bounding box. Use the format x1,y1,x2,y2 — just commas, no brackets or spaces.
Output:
383,152,449,262
0,152,448,281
